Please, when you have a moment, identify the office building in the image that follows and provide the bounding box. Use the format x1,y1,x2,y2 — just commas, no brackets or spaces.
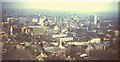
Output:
32,18,38,23
39,18,44,26
89,15,97,25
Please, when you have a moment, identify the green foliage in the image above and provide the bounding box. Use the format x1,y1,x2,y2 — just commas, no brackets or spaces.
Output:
16,33,31,42
43,50,52,56
25,46,35,54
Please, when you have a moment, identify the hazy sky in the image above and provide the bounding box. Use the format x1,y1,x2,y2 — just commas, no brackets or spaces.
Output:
1,0,120,2
2,0,119,13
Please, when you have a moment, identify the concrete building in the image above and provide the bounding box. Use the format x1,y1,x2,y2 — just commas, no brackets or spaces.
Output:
54,26,60,31
27,26,49,35
66,42,89,46
56,37,73,42
89,38,101,43
21,26,29,34
39,18,44,26
32,18,38,23
89,15,97,25
7,17,13,22
10,26,13,35
94,15,97,25
52,34,67,38
18,17,27,25
114,30,119,37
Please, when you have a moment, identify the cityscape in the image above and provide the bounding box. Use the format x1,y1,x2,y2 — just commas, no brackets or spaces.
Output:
0,2,119,61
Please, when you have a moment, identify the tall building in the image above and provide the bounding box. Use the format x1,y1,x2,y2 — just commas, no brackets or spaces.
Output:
89,15,97,25
32,18,38,23
39,18,44,26
94,15,97,25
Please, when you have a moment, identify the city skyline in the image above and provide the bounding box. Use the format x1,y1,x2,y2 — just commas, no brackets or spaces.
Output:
1,0,119,61
2,2,118,13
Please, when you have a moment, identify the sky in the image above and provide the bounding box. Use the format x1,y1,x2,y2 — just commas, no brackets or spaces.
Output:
1,0,120,2
2,0,119,13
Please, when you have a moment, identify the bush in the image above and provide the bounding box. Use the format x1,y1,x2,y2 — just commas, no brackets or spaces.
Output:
43,50,52,56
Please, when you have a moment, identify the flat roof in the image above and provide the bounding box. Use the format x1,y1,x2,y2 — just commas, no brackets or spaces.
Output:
27,26,48,28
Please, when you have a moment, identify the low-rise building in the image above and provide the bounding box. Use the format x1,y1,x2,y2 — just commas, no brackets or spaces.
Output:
56,37,73,42
89,38,101,43
27,26,49,35
52,34,67,38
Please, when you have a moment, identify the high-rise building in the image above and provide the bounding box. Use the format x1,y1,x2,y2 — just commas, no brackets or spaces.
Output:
94,15,97,25
89,15,97,25
32,18,38,23
39,18,44,26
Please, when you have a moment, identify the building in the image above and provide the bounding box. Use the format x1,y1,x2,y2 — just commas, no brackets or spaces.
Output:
89,15,97,25
52,36,73,48
10,26,13,35
52,34,67,38
94,15,97,25
26,17,33,24
89,38,101,43
54,26,60,31
66,42,89,46
56,37,73,42
7,17,14,22
27,26,49,35
39,18,44,26
18,17,27,25
32,18,38,23
114,30,119,37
